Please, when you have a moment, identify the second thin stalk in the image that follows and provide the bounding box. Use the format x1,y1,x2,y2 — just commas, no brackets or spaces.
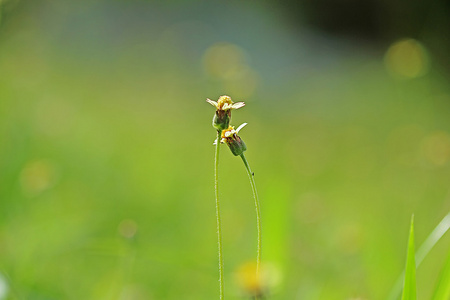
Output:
240,154,261,282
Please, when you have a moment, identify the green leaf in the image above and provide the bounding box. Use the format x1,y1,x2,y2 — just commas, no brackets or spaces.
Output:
388,212,450,300
401,215,416,300
432,250,450,300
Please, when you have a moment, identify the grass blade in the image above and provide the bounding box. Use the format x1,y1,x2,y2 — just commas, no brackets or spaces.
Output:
388,212,450,300
401,215,416,300
431,250,450,300
415,212,450,267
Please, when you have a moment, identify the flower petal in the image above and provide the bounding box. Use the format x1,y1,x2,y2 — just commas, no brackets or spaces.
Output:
236,123,247,133
222,103,233,110
231,102,245,110
206,98,218,108
224,130,234,137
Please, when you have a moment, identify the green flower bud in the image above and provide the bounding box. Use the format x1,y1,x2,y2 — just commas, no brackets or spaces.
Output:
213,109,231,131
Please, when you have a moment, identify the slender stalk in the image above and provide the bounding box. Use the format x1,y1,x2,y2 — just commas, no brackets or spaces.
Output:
240,154,262,285
215,130,225,300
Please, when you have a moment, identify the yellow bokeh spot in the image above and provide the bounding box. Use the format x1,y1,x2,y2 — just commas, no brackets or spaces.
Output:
20,159,58,196
235,262,261,295
234,261,282,297
203,42,259,99
203,42,246,79
384,38,430,78
421,131,450,167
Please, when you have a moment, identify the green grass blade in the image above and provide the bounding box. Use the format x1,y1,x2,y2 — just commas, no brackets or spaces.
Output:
401,215,416,300
415,213,450,267
388,212,450,300
431,250,450,300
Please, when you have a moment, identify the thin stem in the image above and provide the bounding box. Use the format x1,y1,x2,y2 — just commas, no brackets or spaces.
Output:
215,130,225,300
240,154,262,286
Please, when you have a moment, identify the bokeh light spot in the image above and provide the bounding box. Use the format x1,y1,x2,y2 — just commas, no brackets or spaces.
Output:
202,42,259,98
420,131,450,167
118,219,138,239
384,38,430,78
234,261,281,297
20,159,58,196
203,42,247,79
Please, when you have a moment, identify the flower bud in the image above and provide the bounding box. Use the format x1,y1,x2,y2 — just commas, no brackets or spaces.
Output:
213,109,231,131
221,124,248,156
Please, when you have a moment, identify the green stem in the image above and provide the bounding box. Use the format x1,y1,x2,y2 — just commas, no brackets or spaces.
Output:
215,131,224,300
240,154,262,286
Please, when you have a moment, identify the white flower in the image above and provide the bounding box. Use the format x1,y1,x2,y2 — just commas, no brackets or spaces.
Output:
206,95,245,111
222,123,247,139
220,123,248,156
212,123,247,145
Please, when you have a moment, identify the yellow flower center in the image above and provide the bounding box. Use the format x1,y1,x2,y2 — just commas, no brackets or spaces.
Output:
217,95,233,110
221,125,235,139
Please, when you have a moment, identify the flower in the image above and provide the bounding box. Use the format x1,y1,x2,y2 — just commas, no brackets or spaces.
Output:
220,123,248,156
206,95,245,130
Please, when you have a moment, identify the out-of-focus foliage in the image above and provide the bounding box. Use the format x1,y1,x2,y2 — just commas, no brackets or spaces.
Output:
401,216,416,300
0,1,449,299
431,250,450,300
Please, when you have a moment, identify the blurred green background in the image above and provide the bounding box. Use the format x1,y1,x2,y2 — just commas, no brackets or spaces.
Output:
0,0,449,299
